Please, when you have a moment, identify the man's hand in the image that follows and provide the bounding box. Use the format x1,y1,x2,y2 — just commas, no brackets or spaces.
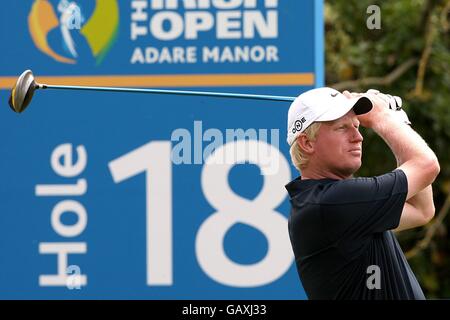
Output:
342,90,391,128
343,90,411,126
366,89,411,125
366,89,402,111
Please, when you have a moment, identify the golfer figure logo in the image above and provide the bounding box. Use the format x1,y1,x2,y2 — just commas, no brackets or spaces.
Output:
28,0,119,65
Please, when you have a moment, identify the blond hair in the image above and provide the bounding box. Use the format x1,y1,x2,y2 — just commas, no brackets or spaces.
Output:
290,122,322,171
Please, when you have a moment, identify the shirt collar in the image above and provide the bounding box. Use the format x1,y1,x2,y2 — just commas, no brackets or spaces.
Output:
285,176,337,198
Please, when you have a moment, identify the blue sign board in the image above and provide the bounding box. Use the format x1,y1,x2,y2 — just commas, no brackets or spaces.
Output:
0,0,323,299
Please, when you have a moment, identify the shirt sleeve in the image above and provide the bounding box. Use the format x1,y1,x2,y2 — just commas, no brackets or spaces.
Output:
320,169,408,244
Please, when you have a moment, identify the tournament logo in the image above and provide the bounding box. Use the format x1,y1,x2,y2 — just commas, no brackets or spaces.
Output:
28,0,119,65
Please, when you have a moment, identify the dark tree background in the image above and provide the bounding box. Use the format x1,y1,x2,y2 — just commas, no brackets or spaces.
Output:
325,0,450,298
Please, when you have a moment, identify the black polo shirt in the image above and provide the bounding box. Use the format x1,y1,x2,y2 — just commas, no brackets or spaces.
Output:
286,170,425,300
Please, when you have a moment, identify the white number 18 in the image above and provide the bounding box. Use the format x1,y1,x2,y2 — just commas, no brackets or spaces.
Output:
108,140,293,287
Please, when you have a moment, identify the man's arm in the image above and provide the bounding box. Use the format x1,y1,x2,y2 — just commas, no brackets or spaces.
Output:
357,93,440,231
392,157,435,232
394,186,434,231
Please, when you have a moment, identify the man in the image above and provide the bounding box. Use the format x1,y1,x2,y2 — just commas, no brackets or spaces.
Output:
285,87,440,300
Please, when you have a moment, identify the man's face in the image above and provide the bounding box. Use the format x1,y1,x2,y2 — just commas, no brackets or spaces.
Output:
312,110,363,178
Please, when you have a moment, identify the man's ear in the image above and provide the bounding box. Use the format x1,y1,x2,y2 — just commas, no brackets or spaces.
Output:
296,134,315,155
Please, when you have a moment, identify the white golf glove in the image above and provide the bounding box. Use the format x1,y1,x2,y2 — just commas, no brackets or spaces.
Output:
366,89,411,125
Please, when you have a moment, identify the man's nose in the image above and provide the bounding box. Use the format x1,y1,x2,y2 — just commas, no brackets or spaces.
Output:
351,127,364,142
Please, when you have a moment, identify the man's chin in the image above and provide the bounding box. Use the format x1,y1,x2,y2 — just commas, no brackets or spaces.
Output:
340,164,361,178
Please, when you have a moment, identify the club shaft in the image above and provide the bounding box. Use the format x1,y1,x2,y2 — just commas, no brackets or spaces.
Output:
41,84,295,102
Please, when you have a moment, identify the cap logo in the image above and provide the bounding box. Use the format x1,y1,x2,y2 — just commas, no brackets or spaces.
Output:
331,92,339,97
292,117,306,134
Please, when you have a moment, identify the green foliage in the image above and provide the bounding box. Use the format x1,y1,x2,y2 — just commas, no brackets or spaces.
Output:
325,0,450,298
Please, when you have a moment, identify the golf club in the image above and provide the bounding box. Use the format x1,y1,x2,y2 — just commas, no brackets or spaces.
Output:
8,70,296,113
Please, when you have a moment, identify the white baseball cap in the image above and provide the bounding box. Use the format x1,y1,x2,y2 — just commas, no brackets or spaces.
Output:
287,87,373,146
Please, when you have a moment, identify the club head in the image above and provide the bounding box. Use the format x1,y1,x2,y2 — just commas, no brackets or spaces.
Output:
8,70,38,113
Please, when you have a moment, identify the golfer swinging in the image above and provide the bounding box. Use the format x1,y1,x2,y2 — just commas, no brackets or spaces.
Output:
285,87,440,299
